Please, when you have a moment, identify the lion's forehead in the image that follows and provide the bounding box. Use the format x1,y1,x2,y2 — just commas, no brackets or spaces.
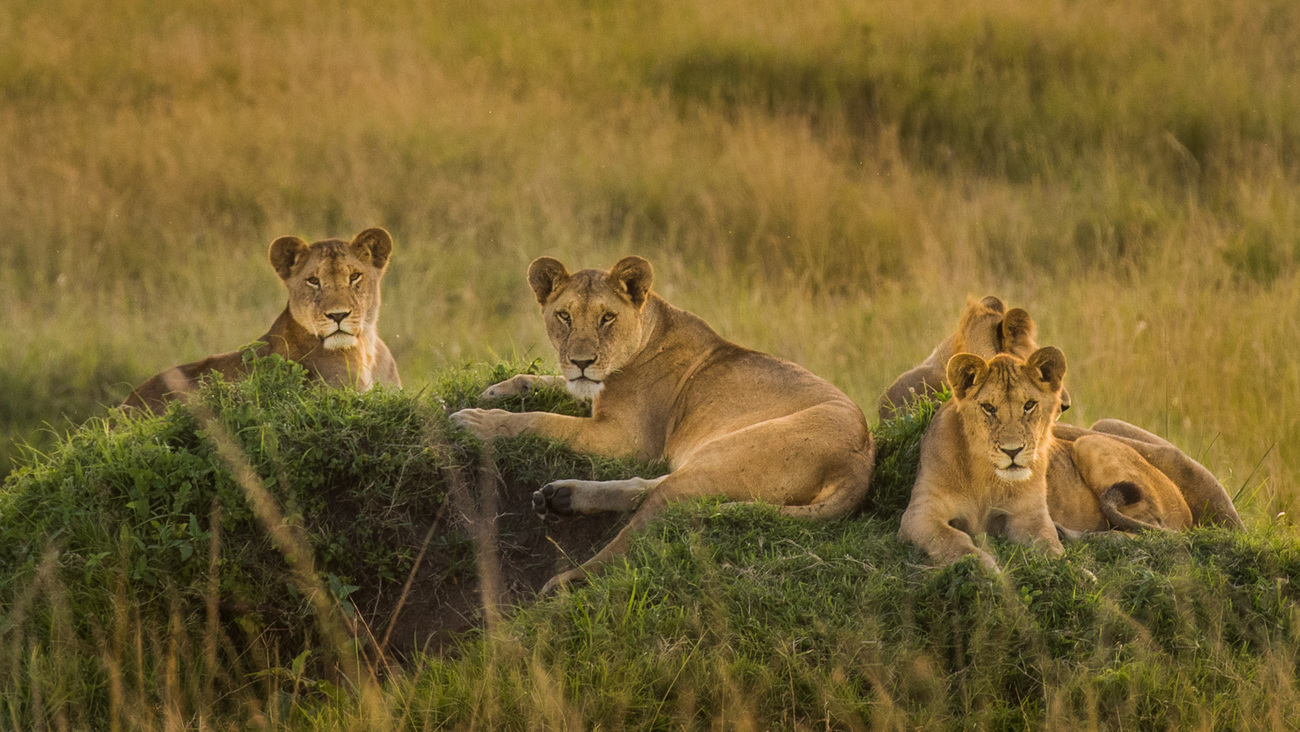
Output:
549,275,629,319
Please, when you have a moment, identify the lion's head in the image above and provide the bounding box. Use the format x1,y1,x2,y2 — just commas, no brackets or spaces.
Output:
947,347,1067,483
954,296,1071,414
526,255,654,400
269,228,393,351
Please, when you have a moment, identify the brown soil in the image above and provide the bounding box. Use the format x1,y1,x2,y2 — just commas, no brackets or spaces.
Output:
354,474,626,661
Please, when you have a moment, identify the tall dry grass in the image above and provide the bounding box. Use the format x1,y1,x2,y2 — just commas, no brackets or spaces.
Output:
2,0,1297,515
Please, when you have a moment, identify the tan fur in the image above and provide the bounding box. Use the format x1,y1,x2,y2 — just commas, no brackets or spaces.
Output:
123,228,401,414
878,295,1072,420
451,256,876,594
883,298,1241,531
899,349,1068,569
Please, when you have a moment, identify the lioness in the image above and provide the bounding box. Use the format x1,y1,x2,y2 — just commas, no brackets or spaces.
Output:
451,256,876,594
123,228,401,413
881,297,1241,530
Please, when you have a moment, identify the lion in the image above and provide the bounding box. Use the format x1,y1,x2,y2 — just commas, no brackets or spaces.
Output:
899,348,1071,569
881,297,1241,531
123,228,401,413
900,347,1240,570
878,295,1071,421
451,256,876,594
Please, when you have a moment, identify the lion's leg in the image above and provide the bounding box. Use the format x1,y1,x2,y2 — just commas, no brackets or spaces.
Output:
1001,497,1065,555
539,405,872,593
899,505,999,570
449,408,638,458
1054,423,1242,529
479,374,569,400
533,476,667,516
1072,435,1193,531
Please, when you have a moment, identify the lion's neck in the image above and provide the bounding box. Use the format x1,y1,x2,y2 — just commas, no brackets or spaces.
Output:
260,307,378,390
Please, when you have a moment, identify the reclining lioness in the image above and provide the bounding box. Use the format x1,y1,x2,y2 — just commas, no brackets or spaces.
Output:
451,256,876,593
881,297,1241,531
124,228,401,413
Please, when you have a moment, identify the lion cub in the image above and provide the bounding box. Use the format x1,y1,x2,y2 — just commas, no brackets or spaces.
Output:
123,228,401,413
900,349,1069,569
451,256,876,594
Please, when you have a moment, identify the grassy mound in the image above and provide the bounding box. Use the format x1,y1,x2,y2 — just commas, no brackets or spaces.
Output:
2,357,1296,730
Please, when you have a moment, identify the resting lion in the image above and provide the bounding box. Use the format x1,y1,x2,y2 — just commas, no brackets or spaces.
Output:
900,348,1071,569
901,347,1241,570
451,256,876,594
882,297,1241,531
123,228,401,413
878,295,1071,420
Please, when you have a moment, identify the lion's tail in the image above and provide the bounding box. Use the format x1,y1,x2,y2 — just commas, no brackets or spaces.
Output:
778,434,877,521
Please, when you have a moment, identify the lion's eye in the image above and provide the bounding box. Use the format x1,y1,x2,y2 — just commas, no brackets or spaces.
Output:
1024,400,1037,413
306,277,321,288
556,312,572,326
600,312,617,326
349,272,362,284
980,403,997,417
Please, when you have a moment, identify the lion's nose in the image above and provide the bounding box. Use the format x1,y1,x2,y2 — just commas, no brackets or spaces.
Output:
571,358,596,371
1001,446,1024,461
327,311,350,324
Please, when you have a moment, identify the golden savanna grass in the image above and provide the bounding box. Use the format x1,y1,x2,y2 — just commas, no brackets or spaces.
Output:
2,0,1297,522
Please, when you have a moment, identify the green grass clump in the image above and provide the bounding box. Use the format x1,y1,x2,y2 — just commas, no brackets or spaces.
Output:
0,355,659,726
4,358,1293,730
399,506,1300,730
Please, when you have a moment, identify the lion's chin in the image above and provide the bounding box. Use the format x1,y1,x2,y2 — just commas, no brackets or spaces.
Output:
565,378,604,401
994,466,1034,483
323,332,358,350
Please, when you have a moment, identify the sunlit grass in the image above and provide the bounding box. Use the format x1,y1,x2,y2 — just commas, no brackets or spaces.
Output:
3,0,1299,726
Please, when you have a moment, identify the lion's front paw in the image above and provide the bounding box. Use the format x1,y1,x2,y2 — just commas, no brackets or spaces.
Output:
449,408,517,440
480,374,565,400
480,374,538,400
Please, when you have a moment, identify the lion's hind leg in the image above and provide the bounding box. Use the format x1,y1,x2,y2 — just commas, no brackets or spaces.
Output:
1081,421,1241,529
538,405,870,593
1072,435,1193,532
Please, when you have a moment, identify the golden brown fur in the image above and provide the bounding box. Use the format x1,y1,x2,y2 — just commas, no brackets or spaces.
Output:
899,349,1069,569
451,256,876,594
883,297,1241,532
123,228,400,413
901,347,1241,570
878,295,1071,420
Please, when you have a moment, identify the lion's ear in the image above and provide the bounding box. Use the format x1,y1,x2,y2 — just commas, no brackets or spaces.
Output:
528,257,570,306
1001,308,1038,353
350,228,393,272
269,236,310,281
946,353,989,400
1026,346,1067,393
609,256,653,308
978,295,1006,315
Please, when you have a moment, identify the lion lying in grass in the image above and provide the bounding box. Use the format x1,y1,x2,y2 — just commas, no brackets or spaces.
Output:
451,256,876,594
123,228,400,413
900,348,1072,568
889,299,1241,557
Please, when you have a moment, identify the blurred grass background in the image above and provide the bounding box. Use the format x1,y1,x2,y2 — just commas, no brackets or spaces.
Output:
3,0,1297,518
